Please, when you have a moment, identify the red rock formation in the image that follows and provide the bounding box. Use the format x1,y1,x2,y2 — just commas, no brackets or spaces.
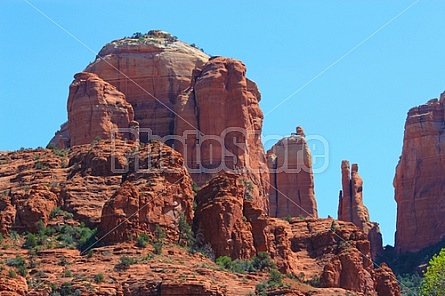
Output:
175,56,270,212
394,93,445,253
67,72,134,146
267,127,317,218
13,185,59,233
85,30,209,139
338,160,383,260
193,173,267,260
98,141,194,243
266,218,399,296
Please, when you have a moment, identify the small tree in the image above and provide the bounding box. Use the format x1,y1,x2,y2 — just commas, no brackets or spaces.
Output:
420,248,445,295
177,211,194,247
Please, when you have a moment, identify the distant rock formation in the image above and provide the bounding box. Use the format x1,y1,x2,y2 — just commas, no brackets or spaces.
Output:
338,160,383,260
267,126,318,218
394,92,445,253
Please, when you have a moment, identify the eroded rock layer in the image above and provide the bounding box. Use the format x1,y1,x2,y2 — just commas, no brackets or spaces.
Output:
394,92,445,253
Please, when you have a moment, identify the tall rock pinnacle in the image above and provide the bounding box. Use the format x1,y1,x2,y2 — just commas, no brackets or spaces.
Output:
338,160,383,259
394,92,445,253
267,126,318,218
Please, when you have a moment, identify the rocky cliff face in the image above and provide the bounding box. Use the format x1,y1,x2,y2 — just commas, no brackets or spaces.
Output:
267,218,400,296
67,72,134,146
193,173,267,260
99,140,194,244
267,127,318,218
175,56,269,212
394,92,445,253
84,30,209,139
50,31,270,213
338,160,383,260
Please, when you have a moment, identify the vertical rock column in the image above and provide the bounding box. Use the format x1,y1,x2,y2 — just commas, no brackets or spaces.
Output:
394,93,445,253
267,126,318,218
338,160,383,259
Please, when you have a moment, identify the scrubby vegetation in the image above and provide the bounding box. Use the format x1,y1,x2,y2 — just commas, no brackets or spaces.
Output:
377,239,445,295
216,252,276,274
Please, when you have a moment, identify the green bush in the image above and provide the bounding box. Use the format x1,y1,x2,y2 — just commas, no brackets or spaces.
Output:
25,233,38,249
177,211,194,247
420,248,445,295
136,233,150,248
94,273,104,283
255,269,284,295
6,255,26,267
216,253,275,274
152,224,166,255
115,255,137,271
8,269,16,278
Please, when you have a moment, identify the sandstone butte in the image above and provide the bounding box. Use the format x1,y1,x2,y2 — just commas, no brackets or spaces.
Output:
0,31,401,295
50,30,269,214
267,126,318,219
394,91,445,253
337,160,383,260
0,142,399,295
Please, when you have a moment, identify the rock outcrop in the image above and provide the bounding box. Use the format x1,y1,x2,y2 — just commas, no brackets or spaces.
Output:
98,140,194,243
193,173,267,260
267,127,318,218
338,160,383,260
85,30,209,140
50,32,270,213
175,57,269,212
394,92,445,253
67,72,134,146
267,218,400,296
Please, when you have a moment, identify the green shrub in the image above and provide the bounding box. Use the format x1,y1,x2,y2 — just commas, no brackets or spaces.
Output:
136,233,150,248
6,255,26,267
255,269,284,295
420,248,445,295
94,273,104,283
8,269,16,278
63,269,72,277
25,233,38,249
177,211,194,247
216,252,275,274
115,255,137,271
152,224,166,255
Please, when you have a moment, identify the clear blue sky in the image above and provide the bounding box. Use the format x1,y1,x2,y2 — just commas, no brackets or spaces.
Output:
1,0,445,246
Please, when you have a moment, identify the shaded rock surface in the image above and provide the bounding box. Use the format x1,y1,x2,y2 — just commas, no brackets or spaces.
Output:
394,92,445,253
267,127,317,218
338,160,383,259
193,173,267,260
